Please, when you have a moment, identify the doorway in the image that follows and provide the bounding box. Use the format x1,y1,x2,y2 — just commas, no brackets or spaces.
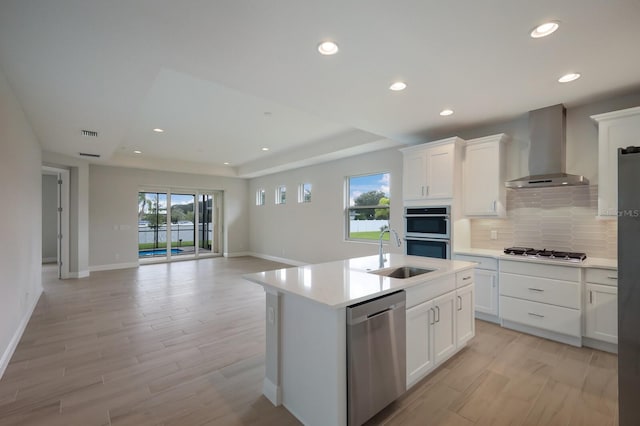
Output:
41,166,70,279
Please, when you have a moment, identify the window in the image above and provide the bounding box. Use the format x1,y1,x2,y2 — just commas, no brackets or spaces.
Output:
346,172,390,241
298,183,312,203
276,185,286,204
256,189,265,206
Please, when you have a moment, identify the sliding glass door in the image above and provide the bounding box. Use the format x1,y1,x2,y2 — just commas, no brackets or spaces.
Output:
138,189,222,261
138,192,168,258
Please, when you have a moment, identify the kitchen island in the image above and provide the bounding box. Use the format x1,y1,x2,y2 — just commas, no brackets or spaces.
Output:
244,254,476,426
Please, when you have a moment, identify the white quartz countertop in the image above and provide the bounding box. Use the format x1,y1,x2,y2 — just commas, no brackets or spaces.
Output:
454,248,617,270
243,254,476,309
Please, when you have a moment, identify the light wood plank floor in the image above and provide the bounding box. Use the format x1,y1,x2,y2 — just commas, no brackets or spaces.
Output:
0,257,617,425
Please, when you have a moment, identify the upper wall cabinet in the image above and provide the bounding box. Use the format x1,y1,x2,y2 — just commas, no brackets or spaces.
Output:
401,137,464,203
591,106,640,217
463,134,509,217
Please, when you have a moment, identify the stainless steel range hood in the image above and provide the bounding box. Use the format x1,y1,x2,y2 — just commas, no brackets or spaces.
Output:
505,104,589,188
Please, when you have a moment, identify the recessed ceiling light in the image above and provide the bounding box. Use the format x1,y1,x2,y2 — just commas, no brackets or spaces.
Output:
261,147,269,151
389,82,407,91
530,21,560,38
223,162,231,165
317,41,339,55
558,72,581,83
134,150,142,154
440,109,454,116
153,128,164,133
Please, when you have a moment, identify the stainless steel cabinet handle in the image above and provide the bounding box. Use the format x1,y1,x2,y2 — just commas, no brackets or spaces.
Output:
492,200,497,212
457,296,462,311
425,185,429,196
421,186,425,196
590,290,593,304
462,276,472,281
430,308,435,325
528,312,545,318
607,276,618,280
528,288,544,292
435,306,440,323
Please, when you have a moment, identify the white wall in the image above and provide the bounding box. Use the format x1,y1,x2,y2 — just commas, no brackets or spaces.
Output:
41,174,58,261
248,148,404,264
0,66,43,376
89,165,250,269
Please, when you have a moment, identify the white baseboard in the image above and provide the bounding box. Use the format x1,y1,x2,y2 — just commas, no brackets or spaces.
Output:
90,262,139,272
501,320,582,347
67,270,90,278
248,252,306,267
475,311,500,324
224,251,251,258
262,378,282,406
582,337,618,354
0,288,43,379
42,257,57,263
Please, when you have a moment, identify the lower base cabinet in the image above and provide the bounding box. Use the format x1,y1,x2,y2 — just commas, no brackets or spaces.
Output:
585,283,618,344
406,282,475,388
456,284,475,347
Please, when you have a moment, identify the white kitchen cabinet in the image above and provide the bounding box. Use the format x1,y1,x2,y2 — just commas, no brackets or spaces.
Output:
463,134,508,217
584,267,618,348
433,291,457,364
499,260,582,346
405,269,475,389
456,283,475,347
400,137,464,202
591,106,640,217
585,283,618,344
406,299,435,386
453,254,499,322
474,269,498,317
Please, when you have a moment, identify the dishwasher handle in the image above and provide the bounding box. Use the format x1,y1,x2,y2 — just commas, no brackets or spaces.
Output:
347,291,406,325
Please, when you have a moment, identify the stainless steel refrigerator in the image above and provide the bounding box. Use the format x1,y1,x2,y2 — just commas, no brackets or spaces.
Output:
618,146,640,426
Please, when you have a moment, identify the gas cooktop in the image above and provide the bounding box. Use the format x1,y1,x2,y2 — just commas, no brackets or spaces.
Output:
503,247,587,262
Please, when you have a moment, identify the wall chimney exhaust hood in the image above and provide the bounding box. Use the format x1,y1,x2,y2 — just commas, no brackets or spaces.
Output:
505,104,588,188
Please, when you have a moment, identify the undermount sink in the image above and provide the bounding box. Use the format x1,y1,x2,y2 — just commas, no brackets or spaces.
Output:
369,266,436,279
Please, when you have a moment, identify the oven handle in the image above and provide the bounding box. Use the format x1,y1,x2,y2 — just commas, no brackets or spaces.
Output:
404,237,451,242
404,214,450,218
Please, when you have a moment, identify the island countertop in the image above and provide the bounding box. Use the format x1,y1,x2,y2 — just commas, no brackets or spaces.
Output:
243,254,476,309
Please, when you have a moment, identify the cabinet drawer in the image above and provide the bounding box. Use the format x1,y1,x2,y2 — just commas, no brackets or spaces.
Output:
585,268,618,286
500,260,580,282
456,270,474,288
406,275,455,308
500,296,581,337
499,272,580,309
454,254,498,271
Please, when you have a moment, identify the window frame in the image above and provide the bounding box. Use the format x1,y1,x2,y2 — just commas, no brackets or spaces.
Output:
256,188,266,206
298,183,312,203
275,185,286,205
345,172,391,242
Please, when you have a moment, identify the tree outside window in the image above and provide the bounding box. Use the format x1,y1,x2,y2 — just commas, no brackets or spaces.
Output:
347,173,390,241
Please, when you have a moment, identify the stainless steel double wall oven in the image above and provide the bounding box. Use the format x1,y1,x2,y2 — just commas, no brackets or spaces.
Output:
404,206,451,259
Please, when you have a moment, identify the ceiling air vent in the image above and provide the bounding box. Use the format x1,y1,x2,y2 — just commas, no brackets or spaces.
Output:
79,152,101,158
81,129,98,137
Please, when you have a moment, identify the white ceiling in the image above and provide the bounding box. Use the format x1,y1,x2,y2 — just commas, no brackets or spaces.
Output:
1,0,639,177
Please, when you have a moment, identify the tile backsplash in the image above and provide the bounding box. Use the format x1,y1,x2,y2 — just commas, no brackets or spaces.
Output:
470,185,617,259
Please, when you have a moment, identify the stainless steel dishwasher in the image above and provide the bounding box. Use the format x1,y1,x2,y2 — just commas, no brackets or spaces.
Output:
347,290,406,426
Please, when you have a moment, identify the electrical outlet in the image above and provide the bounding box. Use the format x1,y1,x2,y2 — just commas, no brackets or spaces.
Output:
490,230,498,240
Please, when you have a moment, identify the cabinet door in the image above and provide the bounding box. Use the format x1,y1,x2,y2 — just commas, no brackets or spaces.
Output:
474,269,498,316
403,150,427,200
425,144,454,199
585,283,618,344
592,108,640,216
456,284,475,347
433,291,456,364
464,142,499,215
406,300,434,388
